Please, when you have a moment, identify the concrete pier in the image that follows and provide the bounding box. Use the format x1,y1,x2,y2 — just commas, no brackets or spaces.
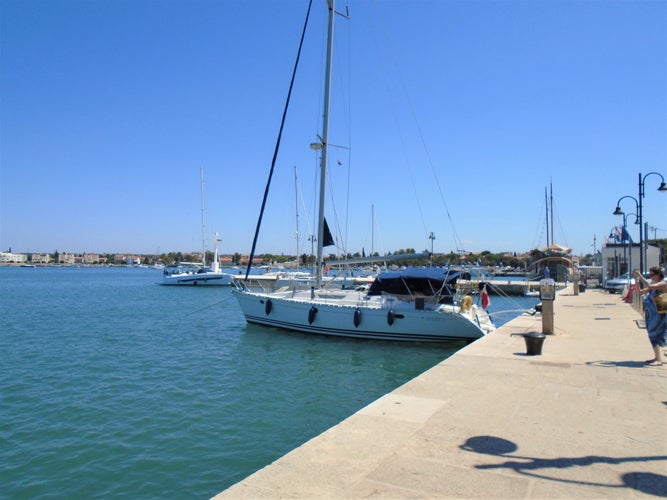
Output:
213,289,666,498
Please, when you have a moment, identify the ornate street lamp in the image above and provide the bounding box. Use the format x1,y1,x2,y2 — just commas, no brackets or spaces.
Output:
619,212,638,276
637,172,667,273
612,195,639,216
612,195,639,276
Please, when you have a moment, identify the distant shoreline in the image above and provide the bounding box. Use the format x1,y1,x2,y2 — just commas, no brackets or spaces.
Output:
0,263,155,268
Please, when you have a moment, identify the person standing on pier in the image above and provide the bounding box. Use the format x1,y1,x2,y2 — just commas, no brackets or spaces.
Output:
633,267,667,366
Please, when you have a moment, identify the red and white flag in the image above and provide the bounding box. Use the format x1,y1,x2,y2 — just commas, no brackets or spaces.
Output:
481,285,490,310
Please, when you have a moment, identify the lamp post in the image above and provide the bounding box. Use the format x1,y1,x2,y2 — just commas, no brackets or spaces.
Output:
637,172,667,273
621,212,638,276
613,195,640,273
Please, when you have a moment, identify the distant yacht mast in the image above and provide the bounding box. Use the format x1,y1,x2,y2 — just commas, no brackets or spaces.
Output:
200,168,206,267
549,181,554,246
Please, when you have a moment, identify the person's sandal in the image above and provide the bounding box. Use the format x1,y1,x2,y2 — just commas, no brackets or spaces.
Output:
646,360,663,367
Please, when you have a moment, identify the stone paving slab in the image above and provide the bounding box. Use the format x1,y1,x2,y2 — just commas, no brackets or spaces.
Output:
213,289,667,499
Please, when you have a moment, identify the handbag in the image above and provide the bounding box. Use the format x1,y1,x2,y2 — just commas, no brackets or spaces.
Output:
654,291,667,314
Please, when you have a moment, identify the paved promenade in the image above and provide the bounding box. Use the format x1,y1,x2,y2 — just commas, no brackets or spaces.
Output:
214,289,666,498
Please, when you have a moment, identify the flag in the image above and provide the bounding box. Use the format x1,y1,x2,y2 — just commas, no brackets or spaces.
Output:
481,285,490,310
614,226,623,242
323,218,335,247
624,284,634,303
621,226,632,243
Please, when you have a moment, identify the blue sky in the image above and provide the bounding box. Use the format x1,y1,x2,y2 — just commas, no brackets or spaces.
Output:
1,0,665,258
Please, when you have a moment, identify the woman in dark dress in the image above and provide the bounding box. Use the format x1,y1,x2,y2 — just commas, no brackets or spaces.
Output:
634,267,667,366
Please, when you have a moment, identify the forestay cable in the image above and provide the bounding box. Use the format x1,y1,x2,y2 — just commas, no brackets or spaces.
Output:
244,0,314,279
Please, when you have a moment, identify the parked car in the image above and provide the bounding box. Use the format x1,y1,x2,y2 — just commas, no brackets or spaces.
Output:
605,272,650,294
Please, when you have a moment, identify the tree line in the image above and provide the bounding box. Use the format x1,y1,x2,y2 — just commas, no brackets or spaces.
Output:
30,238,667,267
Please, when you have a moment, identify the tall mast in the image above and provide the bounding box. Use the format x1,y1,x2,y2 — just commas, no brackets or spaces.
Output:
315,0,336,287
549,181,554,246
544,186,549,247
200,168,206,266
294,165,299,271
371,204,375,256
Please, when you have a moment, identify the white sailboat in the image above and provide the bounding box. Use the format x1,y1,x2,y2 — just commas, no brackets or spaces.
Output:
233,1,494,341
162,170,233,286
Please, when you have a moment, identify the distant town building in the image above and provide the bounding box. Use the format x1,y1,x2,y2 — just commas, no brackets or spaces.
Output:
601,241,660,280
58,253,75,265
112,254,142,265
82,254,100,265
0,252,27,263
31,253,51,264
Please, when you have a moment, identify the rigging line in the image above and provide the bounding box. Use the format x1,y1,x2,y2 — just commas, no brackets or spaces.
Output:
484,281,528,310
295,167,314,242
367,0,462,252
319,13,352,258
347,15,354,255
326,167,346,256
551,198,569,248
344,20,352,257
332,15,353,253
531,197,547,249
244,0,314,279
185,299,228,317
363,5,429,242
382,40,464,253
293,165,300,265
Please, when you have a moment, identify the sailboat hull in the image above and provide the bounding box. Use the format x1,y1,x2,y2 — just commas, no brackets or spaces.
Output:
233,289,490,342
162,272,233,286
162,265,233,286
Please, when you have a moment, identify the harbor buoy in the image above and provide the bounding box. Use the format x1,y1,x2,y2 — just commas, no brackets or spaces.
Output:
387,309,395,326
265,299,272,315
308,306,318,324
353,308,361,327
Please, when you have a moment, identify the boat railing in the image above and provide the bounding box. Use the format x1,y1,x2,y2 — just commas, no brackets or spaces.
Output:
233,278,275,293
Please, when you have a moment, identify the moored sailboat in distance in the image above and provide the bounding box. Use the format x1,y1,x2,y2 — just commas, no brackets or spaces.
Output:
162,169,233,286
232,0,494,342
162,232,232,286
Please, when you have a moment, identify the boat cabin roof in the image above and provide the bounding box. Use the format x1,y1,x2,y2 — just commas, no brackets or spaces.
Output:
367,267,461,297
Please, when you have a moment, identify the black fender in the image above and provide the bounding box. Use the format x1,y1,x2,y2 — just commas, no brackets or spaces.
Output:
353,307,361,327
308,306,318,324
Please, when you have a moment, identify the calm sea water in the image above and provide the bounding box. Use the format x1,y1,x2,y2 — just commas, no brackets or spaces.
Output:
0,266,537,499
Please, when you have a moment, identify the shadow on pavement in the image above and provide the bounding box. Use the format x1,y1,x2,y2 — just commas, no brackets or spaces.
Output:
460,435,667,495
